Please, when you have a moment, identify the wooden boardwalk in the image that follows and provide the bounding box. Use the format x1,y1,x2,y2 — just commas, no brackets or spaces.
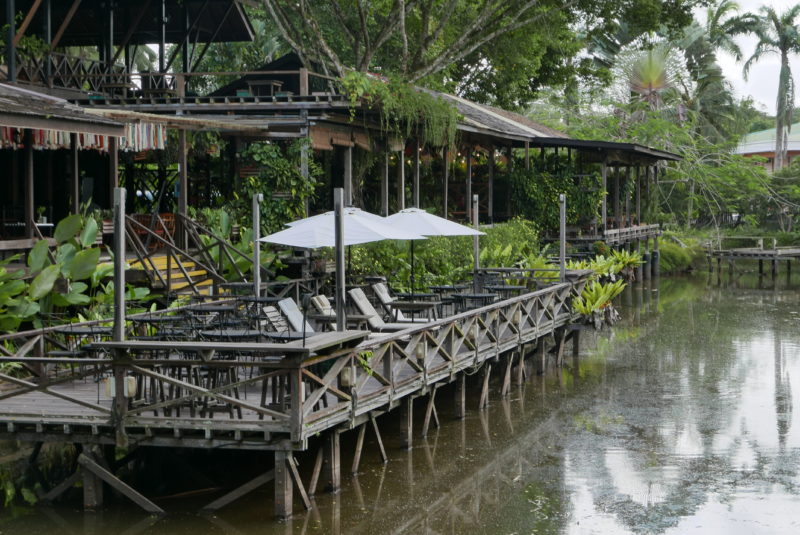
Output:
0,272,591,517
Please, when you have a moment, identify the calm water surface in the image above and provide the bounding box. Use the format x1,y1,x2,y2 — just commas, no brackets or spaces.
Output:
3,274,800,534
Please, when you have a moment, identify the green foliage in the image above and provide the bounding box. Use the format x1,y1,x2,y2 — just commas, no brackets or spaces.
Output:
239,139,322,233
573,279,626,328
349,218,541,290
340,72,459,147
507,157,603,232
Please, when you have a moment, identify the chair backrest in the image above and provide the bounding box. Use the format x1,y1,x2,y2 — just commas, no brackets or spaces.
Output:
279,298,314,333
348,288,385,329
310,295,337,330
311,295,334,316
371,282,407,321
262,305,289,332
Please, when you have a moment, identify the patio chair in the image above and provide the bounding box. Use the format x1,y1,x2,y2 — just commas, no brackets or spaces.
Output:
348,288,413,333
278,298,314,333
310,294,338,331
371,282,435,323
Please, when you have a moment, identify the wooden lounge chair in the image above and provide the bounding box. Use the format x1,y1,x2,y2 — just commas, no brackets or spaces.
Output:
310,295,338,331
278,298,314,333
348,288,413,332
371,282,435,323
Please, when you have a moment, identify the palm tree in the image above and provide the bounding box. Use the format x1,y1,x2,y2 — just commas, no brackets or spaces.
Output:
743,5,800,171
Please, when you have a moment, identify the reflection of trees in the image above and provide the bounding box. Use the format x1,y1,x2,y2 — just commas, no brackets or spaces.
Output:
569,275,800,533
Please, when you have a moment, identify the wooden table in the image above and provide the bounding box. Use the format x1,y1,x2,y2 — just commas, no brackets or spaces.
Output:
485,285,528,298
247,79,283,96
395,292,438,301
199,329,265,341
453,293,497,312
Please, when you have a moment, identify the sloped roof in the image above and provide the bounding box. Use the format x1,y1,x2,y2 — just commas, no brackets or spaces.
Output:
735,123,800,155
0,84,124,136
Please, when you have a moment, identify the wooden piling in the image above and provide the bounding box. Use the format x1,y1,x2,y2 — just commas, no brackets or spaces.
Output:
455,373,466,419
400,397,413,450
322,431,341,492
274,450,293,519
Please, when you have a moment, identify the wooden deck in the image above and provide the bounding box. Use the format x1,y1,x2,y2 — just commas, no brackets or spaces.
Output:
0,271,592,516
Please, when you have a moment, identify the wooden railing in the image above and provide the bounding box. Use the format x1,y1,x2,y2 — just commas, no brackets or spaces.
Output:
602,224,660,243
0,271,591,447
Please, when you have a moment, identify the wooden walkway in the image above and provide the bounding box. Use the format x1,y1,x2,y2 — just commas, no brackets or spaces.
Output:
0,271,592,517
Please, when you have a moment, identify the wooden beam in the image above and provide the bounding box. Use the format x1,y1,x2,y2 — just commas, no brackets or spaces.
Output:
191,1,236,71
164,0,211,72
50,0,81,50
77,453,164,514
13,0,43,46
202,470,274,512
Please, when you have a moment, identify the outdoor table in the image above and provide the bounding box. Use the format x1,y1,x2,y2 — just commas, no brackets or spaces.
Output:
246,79,283,96
363,275,387,284
130,315,184,325
452,293,497,312
199,329,264,341
263,331,306,343
485,285,528,299
391,300,441,322
308,313,371,331
394,292,438,301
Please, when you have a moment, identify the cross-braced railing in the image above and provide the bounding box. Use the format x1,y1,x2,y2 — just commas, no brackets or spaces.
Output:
0,272,591,449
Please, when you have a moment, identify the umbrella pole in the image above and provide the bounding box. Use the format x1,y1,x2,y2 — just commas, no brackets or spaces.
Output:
411,240,415,294
334,188,346,331
252,193,263,297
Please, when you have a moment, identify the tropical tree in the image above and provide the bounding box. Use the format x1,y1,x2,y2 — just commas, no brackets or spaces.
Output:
742,5,800,171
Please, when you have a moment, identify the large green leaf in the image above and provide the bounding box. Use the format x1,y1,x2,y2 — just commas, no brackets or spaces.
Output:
0,279,26,301
28,240,51,273
56,243,77,274
80,217,98,248
54,214,83,244
28,265,60,300
67,248,101,281
91,262,114,287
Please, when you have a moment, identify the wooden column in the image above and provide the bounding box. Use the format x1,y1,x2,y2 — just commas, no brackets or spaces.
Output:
178,131,188,248
625,167,631,227
613,166,621,229
274,450,293,519
24,129,34,238
343,146,353,206
108,137,119,208
6,0,16,82
400,397,413,450
442,147,449,217
322,431,341,492
524,141,530,170
465,149,472,221
636,165,641,225
82,466,104,510
413,139,420,207
455,373,465,419
601,161,608,233
488,143,494,223
381,152,389,216
396,150,405,210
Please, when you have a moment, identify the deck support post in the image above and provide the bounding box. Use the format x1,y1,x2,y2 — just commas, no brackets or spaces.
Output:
759,259,764,276
82,463,104,510
400,396,413,449
772,259,778,279
421,386,438,437
635,240,643,281
501,354,512,397
454,373,466,419
274,450,293,519
479,364,492,409
572,329,581,359
652,235,660,278
322,431,341,492
516,348,526,385
643,250,651,282
351,424,366,474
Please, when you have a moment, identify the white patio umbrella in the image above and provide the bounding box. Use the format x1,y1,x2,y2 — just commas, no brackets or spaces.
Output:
260,203,425,331
261,207,423,248
384,207,485,292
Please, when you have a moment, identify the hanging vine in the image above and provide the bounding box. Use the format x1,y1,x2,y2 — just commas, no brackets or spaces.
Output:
339,72,460,148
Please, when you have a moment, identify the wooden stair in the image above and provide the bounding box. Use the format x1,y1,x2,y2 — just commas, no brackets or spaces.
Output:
129,254,215,295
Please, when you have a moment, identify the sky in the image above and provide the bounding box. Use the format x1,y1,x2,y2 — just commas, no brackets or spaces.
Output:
715,0,800,115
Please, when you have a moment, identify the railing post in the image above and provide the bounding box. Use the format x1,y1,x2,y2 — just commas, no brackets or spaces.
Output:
559,194,566,283
6,0,16,82
299,67,309,96
472,194,479,292
290,368,303,442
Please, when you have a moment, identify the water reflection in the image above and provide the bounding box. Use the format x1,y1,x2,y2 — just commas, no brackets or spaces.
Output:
6,275,800,534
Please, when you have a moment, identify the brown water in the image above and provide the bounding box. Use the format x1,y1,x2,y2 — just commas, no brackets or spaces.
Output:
4,274,800,534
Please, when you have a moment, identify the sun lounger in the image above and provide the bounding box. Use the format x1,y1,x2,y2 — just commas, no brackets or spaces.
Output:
348,288,413,332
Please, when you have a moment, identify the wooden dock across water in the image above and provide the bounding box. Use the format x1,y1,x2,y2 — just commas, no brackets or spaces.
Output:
0,272,592,517
708,247,800,277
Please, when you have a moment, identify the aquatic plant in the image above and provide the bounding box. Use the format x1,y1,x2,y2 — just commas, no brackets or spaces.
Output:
572,279,626,329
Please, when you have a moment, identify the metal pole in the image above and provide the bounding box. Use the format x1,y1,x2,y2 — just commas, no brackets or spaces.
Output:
413,139,420,207
252,193,263,297
442,147,449,217
334,188,346,331
397,150,405,210
24,129,33,238
381,152,389,216
559,194,566,283
601,161,608,234
178,130,188,248
113,187,127,342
